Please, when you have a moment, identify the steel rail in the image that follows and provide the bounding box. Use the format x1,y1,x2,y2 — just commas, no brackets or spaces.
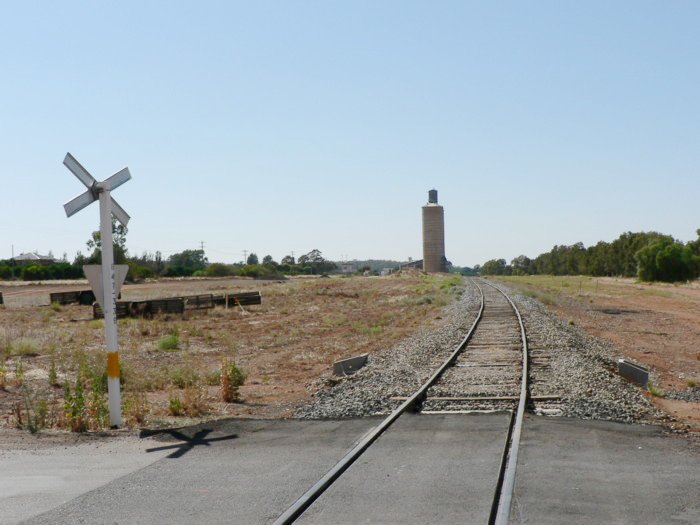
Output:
273,279,485,525
482,280,529,525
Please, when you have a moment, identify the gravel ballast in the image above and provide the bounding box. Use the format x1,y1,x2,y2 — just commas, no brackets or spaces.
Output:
295,279,668,426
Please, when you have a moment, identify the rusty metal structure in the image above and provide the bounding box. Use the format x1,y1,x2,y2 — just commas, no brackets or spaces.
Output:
422,189,447,272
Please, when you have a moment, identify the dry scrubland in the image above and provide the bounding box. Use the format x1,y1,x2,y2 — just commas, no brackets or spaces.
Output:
0,273,463,433
494,275,700,428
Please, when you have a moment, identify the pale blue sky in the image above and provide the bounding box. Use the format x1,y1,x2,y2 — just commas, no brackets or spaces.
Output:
1,2,698,266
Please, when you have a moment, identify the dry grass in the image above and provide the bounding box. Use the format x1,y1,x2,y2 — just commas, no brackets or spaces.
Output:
0,273,463,432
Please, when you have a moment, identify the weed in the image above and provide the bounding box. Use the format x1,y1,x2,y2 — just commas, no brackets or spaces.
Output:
221,359,247,402
137,367,170,391
187,323,205,338
20,389,49,434
13,388,47,434
687,379,697,388
0,360,6,390
416,295,433,305
63,379,87,432
205,369,221,386
89,320,103,329
170,366,199,389
322,314,348,327
158,329,180,351
183,384,209,416
14,359,24,386
568,319,575,326
123,391,149,426
10,338,41,357
48,355,59,387
169,395,183,416
50,302,61,312
35,398,49,430
86,373,108,430
439,275,462,290
647,381,665,398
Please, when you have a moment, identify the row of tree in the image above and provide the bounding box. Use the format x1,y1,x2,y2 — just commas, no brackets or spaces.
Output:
480,230,700,283
0,223,343,281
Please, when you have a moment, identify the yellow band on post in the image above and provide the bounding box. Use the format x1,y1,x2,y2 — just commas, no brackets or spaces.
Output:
107,352,120,378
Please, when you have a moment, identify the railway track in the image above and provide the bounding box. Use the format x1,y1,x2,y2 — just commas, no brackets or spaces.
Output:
274,278,531,524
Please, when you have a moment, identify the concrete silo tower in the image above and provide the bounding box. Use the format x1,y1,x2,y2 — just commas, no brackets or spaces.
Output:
422,189,447,272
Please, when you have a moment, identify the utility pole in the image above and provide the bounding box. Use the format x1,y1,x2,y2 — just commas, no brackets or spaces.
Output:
242,249,248,264
199,241,205,253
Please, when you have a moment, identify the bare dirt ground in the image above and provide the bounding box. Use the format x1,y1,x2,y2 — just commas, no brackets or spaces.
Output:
498,276,700,430
0,272,461,443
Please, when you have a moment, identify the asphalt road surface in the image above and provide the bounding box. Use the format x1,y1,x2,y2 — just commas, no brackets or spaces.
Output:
4,415,698,524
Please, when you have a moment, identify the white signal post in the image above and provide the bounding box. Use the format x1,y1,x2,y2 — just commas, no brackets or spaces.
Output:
62,153,132,427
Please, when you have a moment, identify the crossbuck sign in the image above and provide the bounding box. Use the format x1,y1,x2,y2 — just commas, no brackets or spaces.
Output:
63,153,132,427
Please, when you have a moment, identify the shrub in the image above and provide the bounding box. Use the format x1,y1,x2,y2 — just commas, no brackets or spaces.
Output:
205,263,233,277
63,379,87,432
10,338,41,357
22,264,47,281
221,359,247,402
158,333,179,351
183,385,209,416
169,395,183,416
170,366,199,389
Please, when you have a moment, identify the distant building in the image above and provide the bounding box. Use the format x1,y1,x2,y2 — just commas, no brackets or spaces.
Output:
422,189,447,272
13,252,56,265
338,262,356,274
400,259,423,270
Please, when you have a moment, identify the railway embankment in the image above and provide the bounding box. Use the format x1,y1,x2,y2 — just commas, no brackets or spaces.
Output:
296,280,668,427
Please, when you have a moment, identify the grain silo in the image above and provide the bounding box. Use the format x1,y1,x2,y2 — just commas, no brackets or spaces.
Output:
422,189,447,272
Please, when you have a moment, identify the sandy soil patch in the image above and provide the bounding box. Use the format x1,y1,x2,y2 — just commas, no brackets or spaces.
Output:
0,273,461,440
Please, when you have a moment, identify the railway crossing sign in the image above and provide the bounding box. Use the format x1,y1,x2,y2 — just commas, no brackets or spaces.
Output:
83,264,129,309
62,152,133,427
63,153,131,225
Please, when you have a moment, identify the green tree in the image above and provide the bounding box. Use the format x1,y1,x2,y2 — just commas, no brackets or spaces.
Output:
688,228,700,256
246,253,259,265
635,238,696,282
297,249,336,274
86,220,129,264
510,255,533,275
165,249,208,276
480,259,509,275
